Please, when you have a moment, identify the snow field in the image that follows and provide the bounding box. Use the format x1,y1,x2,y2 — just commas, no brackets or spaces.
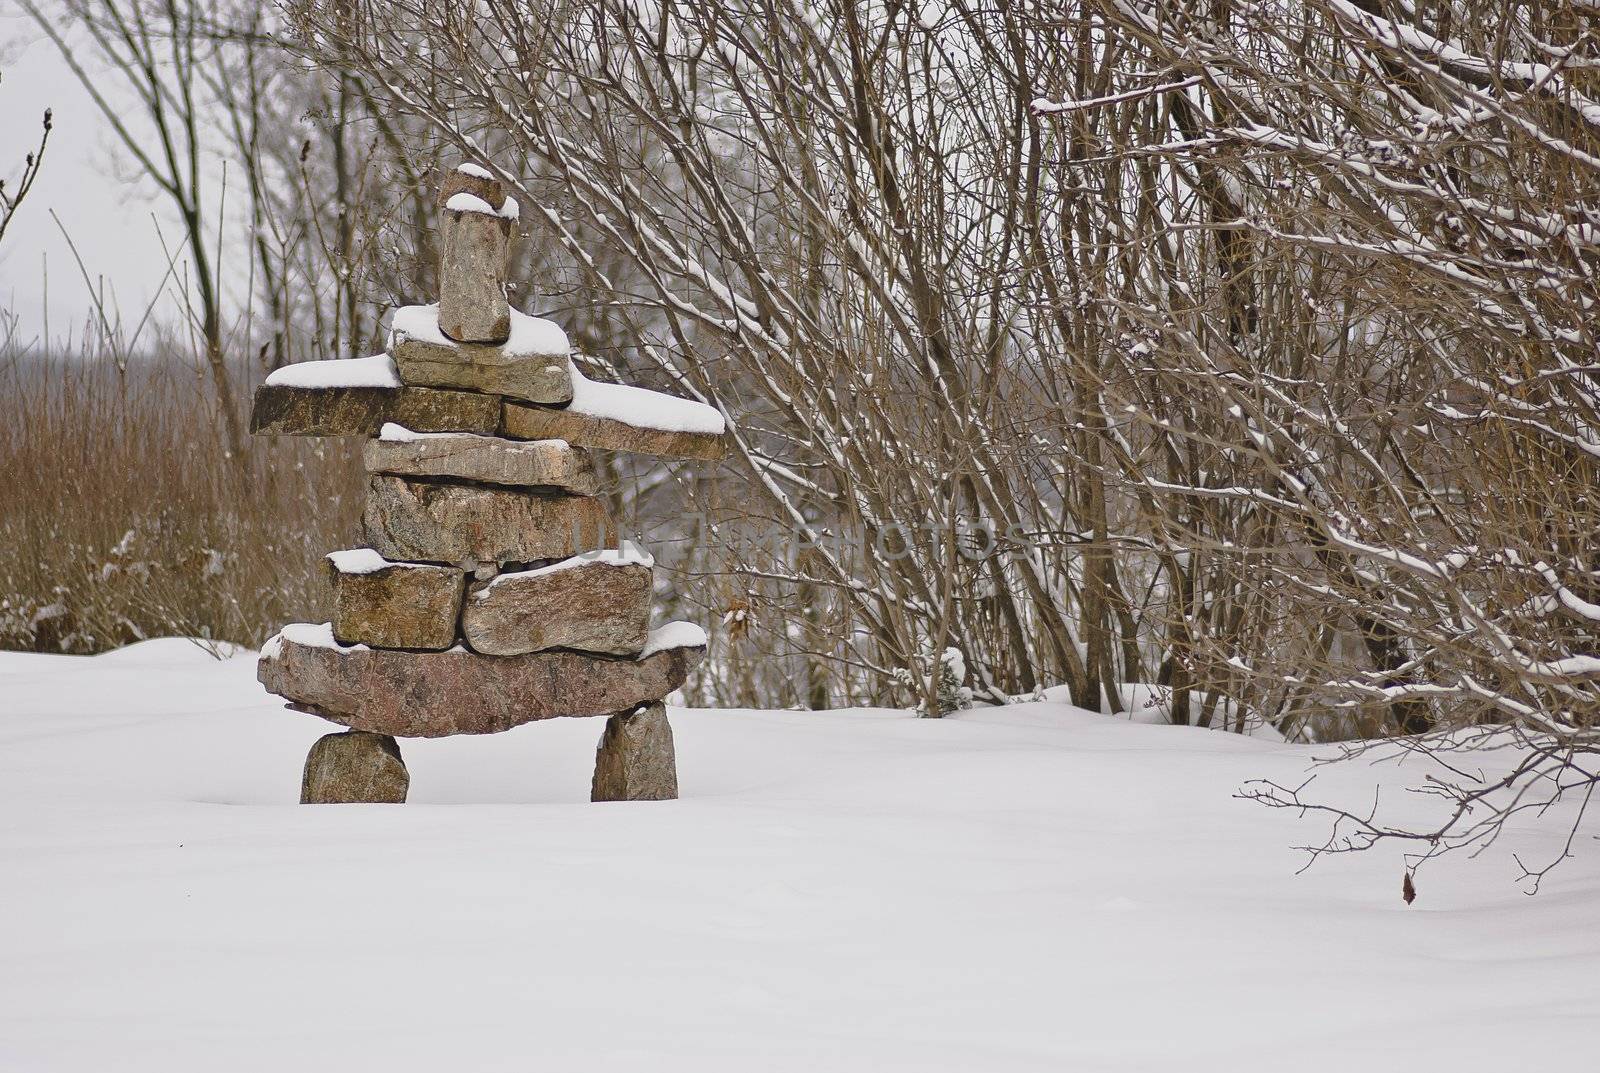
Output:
1,640,1595,1071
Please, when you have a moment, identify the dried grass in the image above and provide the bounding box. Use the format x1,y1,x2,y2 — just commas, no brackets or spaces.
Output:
0,346,362,653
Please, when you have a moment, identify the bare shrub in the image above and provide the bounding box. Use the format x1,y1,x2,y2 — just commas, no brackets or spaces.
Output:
0,100,51,247
1032,0,1600,878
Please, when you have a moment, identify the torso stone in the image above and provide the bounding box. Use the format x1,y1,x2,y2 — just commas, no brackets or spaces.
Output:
463,556,651,656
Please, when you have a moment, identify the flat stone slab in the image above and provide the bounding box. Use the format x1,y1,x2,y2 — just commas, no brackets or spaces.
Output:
501,366,726,461
251,355,498,436
463,546,652,656
302,730,409,803
326,549,464,650
259,621,707,737
592,702,678,801
390,304,572,405
365,424,598,493
362,474,612,565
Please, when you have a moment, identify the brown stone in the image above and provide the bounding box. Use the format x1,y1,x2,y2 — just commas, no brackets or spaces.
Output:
326,550,464,650
365,430,598,492
592,703,678,802
361,475,613,566
503,400,727,461
439,203,513,344
259,622,707,737
251,382,499,437
463,552,651,656
301,730,409,803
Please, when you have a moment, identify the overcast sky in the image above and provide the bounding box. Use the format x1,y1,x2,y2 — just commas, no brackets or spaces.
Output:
1,6,187,349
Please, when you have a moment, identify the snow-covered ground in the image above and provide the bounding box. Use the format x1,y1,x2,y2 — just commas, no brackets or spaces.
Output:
2,641,1595,1070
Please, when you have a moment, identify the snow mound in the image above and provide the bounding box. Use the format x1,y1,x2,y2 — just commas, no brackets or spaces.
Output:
444,191,498,216
325,549,393,575
262,353,401,390
444,192,518,220
639,620,708,657
568,364,725,434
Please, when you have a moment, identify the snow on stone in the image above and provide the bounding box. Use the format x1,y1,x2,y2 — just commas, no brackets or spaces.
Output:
569,363,726,435
500,308,566,356
390,303,568,358
445,191,500,217
262,353,401,390
325,549,394,575
445,188,519,222
456,162,494,180
475,543,655,596
377,423,425,443
639,619,708,657
277,621,366,651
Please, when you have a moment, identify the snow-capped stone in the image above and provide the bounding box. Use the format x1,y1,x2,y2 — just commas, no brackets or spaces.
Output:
326,551,464,651
388,303,572,405
502,366,727,460
257,624,706,737
300,730,409,804
463,550,652,657
639,620,709,658
324,548,391,575
391,304,569,360
567,365,725,434
250,373,499,437
361,475,613,566
264,353,402,389
365,427,598,493
438,171,515,343
591,702,678,802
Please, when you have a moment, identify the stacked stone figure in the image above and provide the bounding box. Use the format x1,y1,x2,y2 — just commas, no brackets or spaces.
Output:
251,162,727,805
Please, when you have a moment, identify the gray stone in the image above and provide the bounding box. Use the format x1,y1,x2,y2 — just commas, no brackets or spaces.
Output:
258,622,706,737
592,703,678,802
365,431,598,492
361,474,613,566
251,382,499,437
301,730,409,803
463,553,651,656
503,400,727,461
327,550,464,650
389,331,572,406
438,202,512,343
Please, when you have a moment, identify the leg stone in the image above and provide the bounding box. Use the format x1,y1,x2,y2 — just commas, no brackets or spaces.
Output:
592,702,678,802
301,730,409,804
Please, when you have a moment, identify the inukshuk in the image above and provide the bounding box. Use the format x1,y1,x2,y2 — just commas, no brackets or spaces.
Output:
250,162,726,804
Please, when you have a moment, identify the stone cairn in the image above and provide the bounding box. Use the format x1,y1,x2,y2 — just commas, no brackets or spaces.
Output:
251,162,726,804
